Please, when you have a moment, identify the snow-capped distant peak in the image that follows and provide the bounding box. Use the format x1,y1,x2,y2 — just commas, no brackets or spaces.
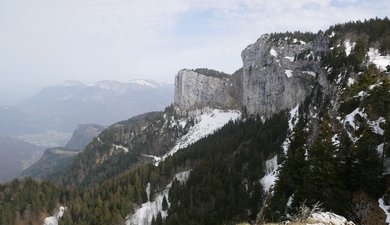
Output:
128,79,158,88
60,80,86,87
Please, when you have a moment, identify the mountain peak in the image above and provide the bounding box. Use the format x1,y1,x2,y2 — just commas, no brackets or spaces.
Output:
60,80,86,87
127,79,159,88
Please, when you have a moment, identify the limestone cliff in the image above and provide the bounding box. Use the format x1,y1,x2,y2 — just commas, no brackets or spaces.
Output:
174,34,330,116
174,69,236,111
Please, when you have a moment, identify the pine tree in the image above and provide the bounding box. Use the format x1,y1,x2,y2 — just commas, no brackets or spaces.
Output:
155,212,163,225
302,119,350,214
162,195,169,211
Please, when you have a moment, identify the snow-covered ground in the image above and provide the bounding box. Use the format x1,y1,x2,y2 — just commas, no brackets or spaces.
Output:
43,206,66,225
113,144,130,153
270,48,278,57
285,69,293,78
347,77,355,87
344,40,355,56
343,107,386,142
303,71,316,77
160,109,241,162
260,155,278,192
285,56,294,62
379,198,390,224
368,48,390,71
282,104,300,154
310,212,355,225
126,170,191,225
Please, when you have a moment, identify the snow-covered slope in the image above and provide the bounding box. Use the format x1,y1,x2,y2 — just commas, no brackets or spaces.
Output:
148,109,241,165
368,48,390,71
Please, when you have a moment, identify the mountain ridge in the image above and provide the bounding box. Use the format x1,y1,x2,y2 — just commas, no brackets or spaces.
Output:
1,18,390,225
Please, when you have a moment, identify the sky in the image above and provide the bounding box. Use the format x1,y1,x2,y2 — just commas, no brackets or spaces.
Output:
0,0,389,104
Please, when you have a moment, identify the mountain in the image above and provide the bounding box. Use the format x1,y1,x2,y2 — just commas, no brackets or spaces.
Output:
16,79,173,132
65,124,105,150
20,147,78,180
1,18,390,225
21,124,105,179
0,136,44,182
0,79,173,147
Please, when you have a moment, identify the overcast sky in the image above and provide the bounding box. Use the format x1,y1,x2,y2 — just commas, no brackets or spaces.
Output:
0,0,389,104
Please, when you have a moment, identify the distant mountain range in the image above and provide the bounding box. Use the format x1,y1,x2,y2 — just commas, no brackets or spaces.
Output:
0,79,173,146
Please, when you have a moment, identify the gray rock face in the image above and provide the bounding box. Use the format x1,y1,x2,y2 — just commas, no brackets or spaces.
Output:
174,34,329,116
241,35,327,116
174,69,235,111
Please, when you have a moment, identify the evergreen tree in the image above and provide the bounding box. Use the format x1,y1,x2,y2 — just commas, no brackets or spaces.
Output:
302,119,350,214
162,195,169,211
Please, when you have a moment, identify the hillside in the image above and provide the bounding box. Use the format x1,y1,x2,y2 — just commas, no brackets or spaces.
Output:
0,18,390,225
0,136,44,182
21,124,105,180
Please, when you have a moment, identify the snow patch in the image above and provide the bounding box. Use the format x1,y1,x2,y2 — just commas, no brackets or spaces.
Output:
270,48,278,57
369,82,383,90
368,117,386,135
377,143,384,155
287,194,294,207
368,48,390,71
347,78,355,87
282,104,300,154
379,198,390,224
303,71,316,77
141,154,162,164
126,170,191,225
113,144,130,153
288,104,300,131
343,108,366,142
344,108,386,142
344,40,355,56
97,137,104,144
310,212,355,225
175,170,191,184
284,56,294,62
332,134,340,147
146,183,151,202
260,155,278,192
43,207,67,225
285,69,293,78
179,120,187,128
160,109,240,162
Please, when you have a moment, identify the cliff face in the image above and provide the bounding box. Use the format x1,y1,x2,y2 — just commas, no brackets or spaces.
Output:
241,35,328,116
174,34,329,116
174,69,236,111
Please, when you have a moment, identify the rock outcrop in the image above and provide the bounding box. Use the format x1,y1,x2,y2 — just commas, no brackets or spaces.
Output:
174,34,329,117
174,69,236,111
